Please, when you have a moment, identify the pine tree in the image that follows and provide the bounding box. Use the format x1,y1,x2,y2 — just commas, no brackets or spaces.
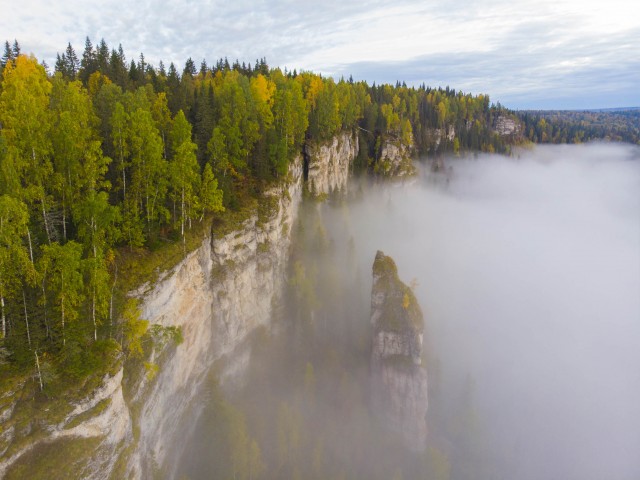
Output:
79,36,97,84
110,44,128,88
183,57,196,77
96,38,110,73
199,59,208,77
128,59,139,84
54,53,67,77
64,42,79,79
1,40,13,68
11,39,21,58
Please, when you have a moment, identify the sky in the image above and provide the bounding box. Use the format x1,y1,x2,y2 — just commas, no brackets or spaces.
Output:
2,0,639,109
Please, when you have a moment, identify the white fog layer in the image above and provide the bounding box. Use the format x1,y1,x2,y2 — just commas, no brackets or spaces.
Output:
345,143,640,479
180,143,639,480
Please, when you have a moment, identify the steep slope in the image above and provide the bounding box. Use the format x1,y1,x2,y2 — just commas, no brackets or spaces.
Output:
0,131,361,479
129,132,358,475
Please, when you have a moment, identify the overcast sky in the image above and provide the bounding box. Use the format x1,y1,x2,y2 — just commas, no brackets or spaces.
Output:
2,0,639,109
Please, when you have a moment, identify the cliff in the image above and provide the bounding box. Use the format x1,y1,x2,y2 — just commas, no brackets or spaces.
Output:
375,132,416,177
493,114,522,137
127,158,304,477
305,131,359,195
370,251,428,451
423,125,456,153
0,133,358,479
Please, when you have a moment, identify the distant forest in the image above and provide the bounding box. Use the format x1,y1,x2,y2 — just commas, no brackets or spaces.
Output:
0,37,521,388
517,109,640,144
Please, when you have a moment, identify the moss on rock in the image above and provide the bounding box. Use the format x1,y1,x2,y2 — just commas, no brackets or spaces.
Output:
372,251,423,333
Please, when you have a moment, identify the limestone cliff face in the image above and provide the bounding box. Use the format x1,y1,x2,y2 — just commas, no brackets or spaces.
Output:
0,134,357,479
0,369,133,479
376,133,416,177
370,251,428,452
127,157,303,478
493,114,522,137
305,131,358,194
427,125,457,153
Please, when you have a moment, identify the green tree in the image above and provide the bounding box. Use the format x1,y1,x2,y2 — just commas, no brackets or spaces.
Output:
152,92,172,158
79,36,97,84
50,75,107,240
74,191,120,340
0,55,54,242
270,73,307,175
169,110,201,242
127,107,167,242
214,71,260,175
0,195,35,339
207,126,231,177
197,163,224,220
39,241,84,346
122,298,148,357
110,102,129,201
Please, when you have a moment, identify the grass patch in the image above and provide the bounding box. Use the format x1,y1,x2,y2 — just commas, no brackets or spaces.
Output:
257,241,270,254
4,436,102,480
116,218,212,295
65,398,112,430
0,349,122,459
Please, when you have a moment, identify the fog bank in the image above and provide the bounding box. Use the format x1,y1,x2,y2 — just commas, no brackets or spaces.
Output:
179,143,640,479
345,143,640,479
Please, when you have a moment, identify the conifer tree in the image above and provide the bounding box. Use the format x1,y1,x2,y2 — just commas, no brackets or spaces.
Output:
1,40,13,68
11,39,21,58
64,42,80,79
79,36,97,84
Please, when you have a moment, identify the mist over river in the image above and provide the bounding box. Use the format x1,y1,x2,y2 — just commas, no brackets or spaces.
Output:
178,143,640,480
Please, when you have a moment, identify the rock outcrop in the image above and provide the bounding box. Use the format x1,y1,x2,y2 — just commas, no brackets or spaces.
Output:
493,114,522,137
0,369,133,479
375,133,416,177
305,131,358,195
370,251,428,451
423,125,456,153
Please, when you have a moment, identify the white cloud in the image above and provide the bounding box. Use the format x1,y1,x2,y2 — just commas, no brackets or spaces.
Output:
2,0,638,107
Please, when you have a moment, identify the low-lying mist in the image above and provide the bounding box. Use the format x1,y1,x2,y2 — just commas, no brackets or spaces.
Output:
178,143,640,480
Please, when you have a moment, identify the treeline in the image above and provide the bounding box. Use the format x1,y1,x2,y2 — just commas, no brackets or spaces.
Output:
0,38,513,387
517,109,640,144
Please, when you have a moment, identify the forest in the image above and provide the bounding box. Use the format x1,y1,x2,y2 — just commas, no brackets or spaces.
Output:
0,36,517,396
517,109,640,144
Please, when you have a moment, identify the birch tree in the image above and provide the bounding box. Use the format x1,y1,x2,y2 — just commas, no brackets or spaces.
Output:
169,110,200,242
39,241,84,346
0,195,34,339
0,55,54,242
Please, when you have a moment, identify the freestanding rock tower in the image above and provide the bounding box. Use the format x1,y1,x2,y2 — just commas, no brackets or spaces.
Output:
370,250,429,451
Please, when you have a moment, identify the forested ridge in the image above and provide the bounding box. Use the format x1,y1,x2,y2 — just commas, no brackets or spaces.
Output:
0,37,517,393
